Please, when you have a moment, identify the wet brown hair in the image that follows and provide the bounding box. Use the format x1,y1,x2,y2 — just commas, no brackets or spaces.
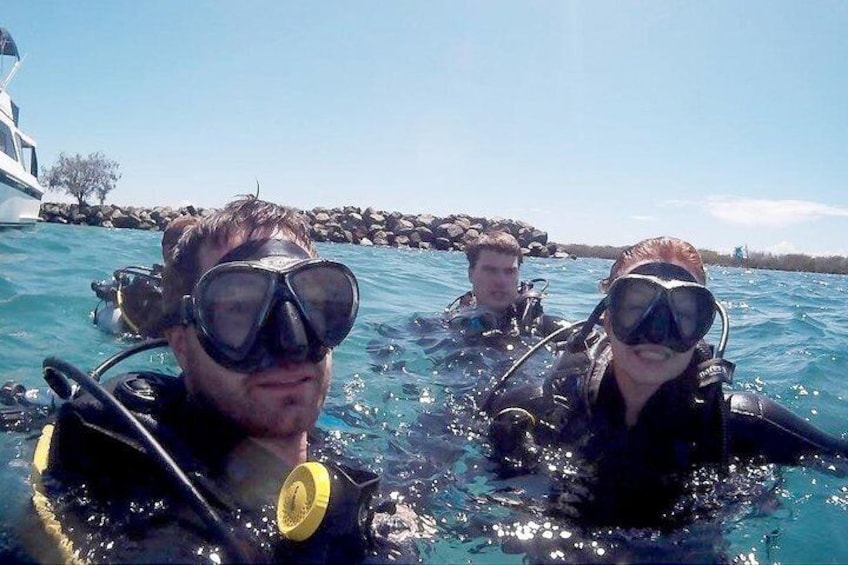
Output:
161,196,314,327
466,230,523,269
599,236,706,292
161,215,199,264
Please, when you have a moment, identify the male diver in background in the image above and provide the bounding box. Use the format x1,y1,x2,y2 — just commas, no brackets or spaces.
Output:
27,197,418,563
486,236,848,531
91,215,197,338
446,230,567,338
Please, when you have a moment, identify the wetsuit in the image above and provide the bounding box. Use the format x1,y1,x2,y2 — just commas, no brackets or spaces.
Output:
446,282,568,339
487,334,848,529
30,371,413,564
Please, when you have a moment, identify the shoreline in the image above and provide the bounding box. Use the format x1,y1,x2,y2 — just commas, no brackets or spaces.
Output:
38,202,573,258
37,202,848,274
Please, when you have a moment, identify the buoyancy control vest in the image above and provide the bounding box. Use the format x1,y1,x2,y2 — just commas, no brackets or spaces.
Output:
487,333,734,474
445,279,565,338
30,369,384,564
485,334,739,529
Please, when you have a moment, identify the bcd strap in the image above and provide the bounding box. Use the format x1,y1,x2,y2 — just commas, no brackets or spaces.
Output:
695,358,735,388
583,336,612,411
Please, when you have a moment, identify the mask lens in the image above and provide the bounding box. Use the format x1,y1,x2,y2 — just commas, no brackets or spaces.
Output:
669,286,715,341
288,264,357,346
198,269,274,351
611,277,660,333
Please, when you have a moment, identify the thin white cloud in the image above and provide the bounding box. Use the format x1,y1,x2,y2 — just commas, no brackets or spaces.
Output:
704,196,848,227
769,241,798,254
629,215,655,222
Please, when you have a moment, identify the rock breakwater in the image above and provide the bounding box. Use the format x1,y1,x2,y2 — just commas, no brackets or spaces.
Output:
39,202,572,258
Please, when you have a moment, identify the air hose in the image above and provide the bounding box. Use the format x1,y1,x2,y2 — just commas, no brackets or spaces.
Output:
42,356,252,563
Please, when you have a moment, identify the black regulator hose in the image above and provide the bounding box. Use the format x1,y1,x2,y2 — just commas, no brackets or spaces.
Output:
481,300,608,414
41,356,251,564
481,323,575,414
90,338,170,382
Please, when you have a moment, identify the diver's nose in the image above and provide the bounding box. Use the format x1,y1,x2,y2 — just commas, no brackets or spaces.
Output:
269,301,311,362
495,270,513,287
643,304,673,344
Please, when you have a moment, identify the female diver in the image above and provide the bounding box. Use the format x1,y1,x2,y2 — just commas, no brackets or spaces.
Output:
486,236,848,529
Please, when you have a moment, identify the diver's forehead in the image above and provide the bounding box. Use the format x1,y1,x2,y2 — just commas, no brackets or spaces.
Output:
200,236,312,272
475,250,519,269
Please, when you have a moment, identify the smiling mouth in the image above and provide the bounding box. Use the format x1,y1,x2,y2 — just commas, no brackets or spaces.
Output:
633,346,672,361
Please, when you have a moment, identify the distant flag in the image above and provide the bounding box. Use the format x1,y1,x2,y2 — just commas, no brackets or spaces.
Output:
733,246,744,261
733,245,749,266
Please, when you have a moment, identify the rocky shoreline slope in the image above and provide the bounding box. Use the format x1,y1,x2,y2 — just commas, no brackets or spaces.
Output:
39,202,573,258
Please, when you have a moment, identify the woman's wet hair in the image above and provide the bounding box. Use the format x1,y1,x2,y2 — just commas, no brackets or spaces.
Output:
600,236,706,292
161,196,315,328
466,230,523,269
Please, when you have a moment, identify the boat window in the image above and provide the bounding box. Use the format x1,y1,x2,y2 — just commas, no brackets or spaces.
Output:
0,121,17,160
15,133,37,175
13,133,23,164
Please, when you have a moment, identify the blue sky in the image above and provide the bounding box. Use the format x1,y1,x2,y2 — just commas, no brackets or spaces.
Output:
4,2,848,256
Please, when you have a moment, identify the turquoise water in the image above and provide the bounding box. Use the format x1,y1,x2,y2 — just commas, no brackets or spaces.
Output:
2,223,848,563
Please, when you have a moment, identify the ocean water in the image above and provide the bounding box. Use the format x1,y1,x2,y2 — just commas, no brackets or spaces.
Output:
1,222,848,563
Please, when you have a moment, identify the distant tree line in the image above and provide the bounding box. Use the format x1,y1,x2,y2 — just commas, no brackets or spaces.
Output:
561,244,848,276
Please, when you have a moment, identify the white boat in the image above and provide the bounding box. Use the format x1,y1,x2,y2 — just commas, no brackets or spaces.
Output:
0,27,43,227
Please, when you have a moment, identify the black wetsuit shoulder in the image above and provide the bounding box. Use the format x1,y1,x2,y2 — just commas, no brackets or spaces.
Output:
48,372,191,485
726,391,848,465
489,339,848,473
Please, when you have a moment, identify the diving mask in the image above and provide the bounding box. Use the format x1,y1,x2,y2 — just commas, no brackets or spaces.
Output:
181,239,359,372
606,262,716,352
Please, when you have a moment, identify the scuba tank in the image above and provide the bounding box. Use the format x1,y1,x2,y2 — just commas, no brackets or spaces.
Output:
90,265,164,338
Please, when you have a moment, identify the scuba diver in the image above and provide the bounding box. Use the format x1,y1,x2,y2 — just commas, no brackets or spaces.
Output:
23,197,420,563
485,236,848,532
90,215,197,339
445,230,567,338
91,264,165,337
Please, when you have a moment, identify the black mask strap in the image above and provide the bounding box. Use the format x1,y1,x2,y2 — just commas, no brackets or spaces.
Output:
630,261,698,283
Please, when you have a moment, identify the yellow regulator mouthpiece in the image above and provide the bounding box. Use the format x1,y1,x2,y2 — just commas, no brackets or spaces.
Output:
277,462,332,541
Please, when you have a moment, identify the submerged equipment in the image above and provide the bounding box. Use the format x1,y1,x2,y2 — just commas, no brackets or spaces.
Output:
447,305,501,335
180,239,360,372
1,379,53,432
37,339,379,563
91,265,164,337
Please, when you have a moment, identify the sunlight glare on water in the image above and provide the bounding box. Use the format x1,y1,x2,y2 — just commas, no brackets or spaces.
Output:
1,224,848,563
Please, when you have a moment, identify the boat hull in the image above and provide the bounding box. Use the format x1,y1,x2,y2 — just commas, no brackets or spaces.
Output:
0,169,41,226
